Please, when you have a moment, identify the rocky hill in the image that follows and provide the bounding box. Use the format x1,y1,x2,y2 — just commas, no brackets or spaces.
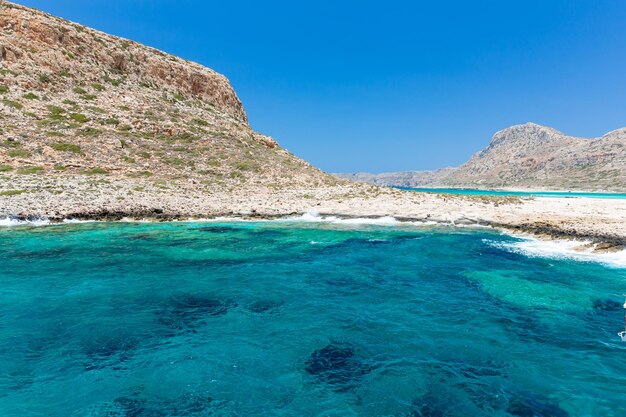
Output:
337,123,626,191
0,0,337,198
441,123,626,190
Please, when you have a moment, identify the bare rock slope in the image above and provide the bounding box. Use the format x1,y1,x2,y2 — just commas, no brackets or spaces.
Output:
441,123,626,190
338,123,626,191
0,0,337,201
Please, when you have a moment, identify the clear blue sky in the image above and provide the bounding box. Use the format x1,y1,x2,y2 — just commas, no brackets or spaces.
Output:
17,0,626,172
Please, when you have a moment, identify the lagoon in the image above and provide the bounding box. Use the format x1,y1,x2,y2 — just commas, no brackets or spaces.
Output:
398,187,626,199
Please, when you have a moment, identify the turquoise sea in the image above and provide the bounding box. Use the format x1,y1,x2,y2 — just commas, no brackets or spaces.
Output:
1,219,626,416
397,187,626,199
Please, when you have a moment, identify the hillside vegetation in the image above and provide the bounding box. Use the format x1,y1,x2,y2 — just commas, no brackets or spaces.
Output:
0,1,336,190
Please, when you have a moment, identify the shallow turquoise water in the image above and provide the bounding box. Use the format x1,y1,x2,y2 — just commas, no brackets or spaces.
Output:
1,221,625,416
398,187,626,199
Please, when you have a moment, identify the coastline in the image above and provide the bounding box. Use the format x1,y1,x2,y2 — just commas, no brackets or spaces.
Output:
4,210,626,269
2,175,625,251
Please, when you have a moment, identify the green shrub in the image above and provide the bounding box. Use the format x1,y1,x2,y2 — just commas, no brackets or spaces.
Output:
8,149,31,158
62,99,77,106
192,118,209,126
48,105,66,120
17,166,44,174
235,161,259,172
81,94,97,100
0,164,13,172
81,167,108,175
73,87,87,94
103,75,121,86
3,99,23,109
69,113,88,123
128,171,153,178
207,159,221,167
104,118,120,125
0,189,27,196
87,106,105,114
118,124,132,132
22,92,39,100
2,139,19,148
0,85,8,94
51,142,82,154
163,157,185,167
78,127,102,137
58,69,71,77
91,83,105,91
39,74,51,83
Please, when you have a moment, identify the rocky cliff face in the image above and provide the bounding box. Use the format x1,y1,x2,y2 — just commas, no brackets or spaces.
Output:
338,123,626,191
441,123,626,190
0,1,334,188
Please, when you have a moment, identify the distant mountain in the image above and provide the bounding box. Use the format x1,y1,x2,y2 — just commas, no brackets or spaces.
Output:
335,168,454,187
336,122,626,191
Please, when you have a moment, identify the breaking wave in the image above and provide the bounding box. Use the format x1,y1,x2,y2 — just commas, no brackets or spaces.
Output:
487,235,626,269
0,217,51,227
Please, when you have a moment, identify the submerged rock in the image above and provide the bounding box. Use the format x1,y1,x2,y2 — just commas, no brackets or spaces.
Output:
95,392,218,417
506,395,570,417
592,299,622,311
246,299,284,314
82,335,138,370
157,294,235,332
196,226,236,234
304,342,373,390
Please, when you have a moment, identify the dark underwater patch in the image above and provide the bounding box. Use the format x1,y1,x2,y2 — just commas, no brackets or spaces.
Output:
317,235,419,254
82,335,138,370
304,342,374,391
246,299,284,314
14,247,72,259
592,299,622,311
127,234,154,241
506,394,570,417
195,226,237,233
91,392,217,417
157,293,236,333
113,396,165,417
418,359,509,416
162,238,200,247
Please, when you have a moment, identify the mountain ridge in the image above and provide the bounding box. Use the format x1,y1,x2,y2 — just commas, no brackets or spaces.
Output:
336,122,626,191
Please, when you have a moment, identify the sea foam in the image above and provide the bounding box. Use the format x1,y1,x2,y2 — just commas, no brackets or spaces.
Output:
0,217,50,227
487,235,626,269
287,211,400,226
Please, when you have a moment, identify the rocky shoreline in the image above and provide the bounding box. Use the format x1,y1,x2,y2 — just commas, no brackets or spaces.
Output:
3,179,625,252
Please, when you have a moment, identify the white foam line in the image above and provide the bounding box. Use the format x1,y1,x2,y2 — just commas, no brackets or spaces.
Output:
62,218,95,224
0,217,50,227
487,234,626,269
